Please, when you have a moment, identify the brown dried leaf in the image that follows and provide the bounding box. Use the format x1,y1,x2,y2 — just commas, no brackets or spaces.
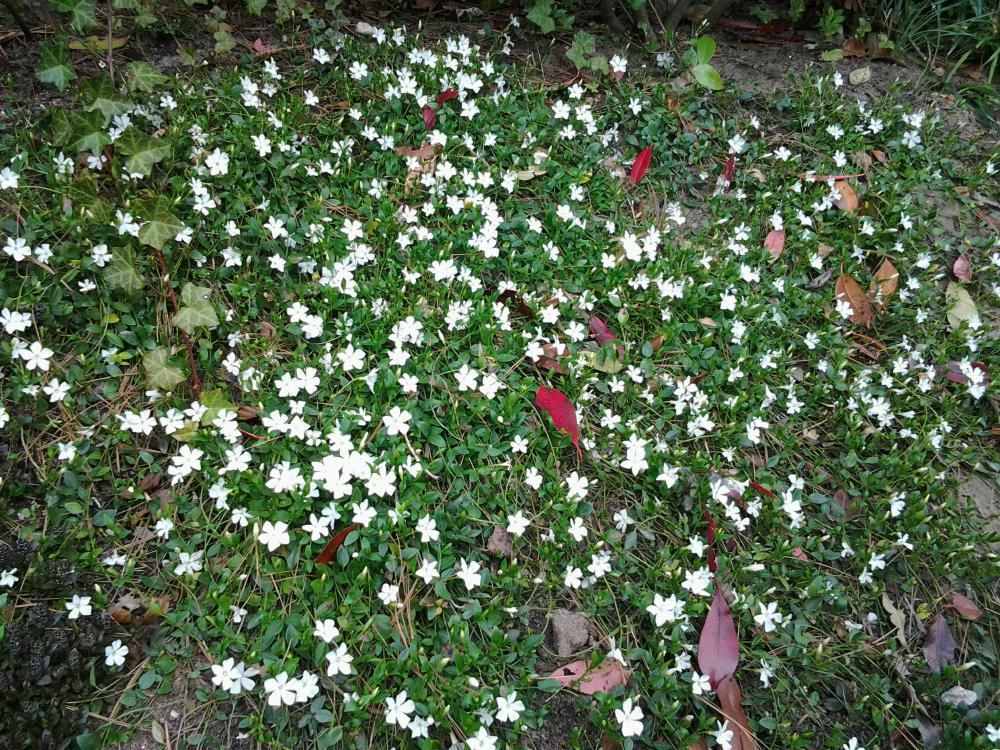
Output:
717,676,759,750
818,242,834,260
237,405,259,421
923,613,956,672
872,149,888,163
485,525,513,559
869,258,899,312
764,230,785,260
649,333,665,352
843,37,866,57
836,272,874,326
949,593,983,621
835,180,859,213
953,254,972,282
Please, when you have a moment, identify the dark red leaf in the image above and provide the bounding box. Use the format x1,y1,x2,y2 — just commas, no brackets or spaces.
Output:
315,523,357,565
630,146,652,184
944,361,989,385
497,289,535,320
422,105,436,130
535,386,582,458
949,593,983,621
717,676,759,750
748,481,776,499
698,588,739,688
589,315,618,345
722,155,735,185
923,613,956,673
953,254,972,282
437,89,459,105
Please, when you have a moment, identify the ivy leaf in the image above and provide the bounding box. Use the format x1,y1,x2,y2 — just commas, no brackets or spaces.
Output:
526,0,556,33
143,348,185,390
137,197,184,250
104,252,145,293
117,129,170,176
692,64,724,91
698,588,739,689
534,386,582,458
126,61,169,93
36,42,77,92
173,283,219,334
199,389,237,425
49,0,98,31
81,75,133,125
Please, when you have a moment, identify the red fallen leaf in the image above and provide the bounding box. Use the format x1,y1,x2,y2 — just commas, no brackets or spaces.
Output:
748,481,776,500
953,254,972,282
437,89,459,105
698,588,739,689
703,507,717,573
763,230,785,260
630,146,652,185
535,386,582,458
316,523,357,565
717,676,759,750
252,38,279,55
547,659,631,695
923,613,956,673
422,105,436,130
944,360,990,385
723,155,735,184
949,593,984,621
791,547,808,561
589,315,617,345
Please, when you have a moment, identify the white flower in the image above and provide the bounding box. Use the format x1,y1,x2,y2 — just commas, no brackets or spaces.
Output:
754,601,784,632
691,671,711,695
415,557,440,584
495,691,524,723
384,690,416,729
0,568,17,587
507,511,530,537
104,639,128,668
325,643,354,675
456,558,482,590
614,697,644,738
264,672,297,706
467,727,498,750
21,341,54,372
66,594,92,620
205,148,229,176
382,406,411,435
646,593,685,627
715,720,734,749
843,739,866,750
563,565,583,589
257,520,290,551
314,619,340,643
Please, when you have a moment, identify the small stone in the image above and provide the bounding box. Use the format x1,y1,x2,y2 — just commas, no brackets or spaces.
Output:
940,685,977,707
549,609,592,658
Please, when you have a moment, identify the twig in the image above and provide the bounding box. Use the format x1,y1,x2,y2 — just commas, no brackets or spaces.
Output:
403,432,440,480
105,0,114,79
154,250,202,396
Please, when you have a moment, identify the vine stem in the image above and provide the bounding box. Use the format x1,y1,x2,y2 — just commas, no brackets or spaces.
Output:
155,250,202,396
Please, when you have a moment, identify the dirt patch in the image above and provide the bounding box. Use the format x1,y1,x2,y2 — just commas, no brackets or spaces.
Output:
958,472,1000,542
524,691,604,750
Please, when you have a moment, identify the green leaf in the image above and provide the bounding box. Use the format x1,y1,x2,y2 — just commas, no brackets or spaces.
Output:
566,31,597,70
945,281,980,331
214,30,237,54
526,0,555,33
104,252,145,293
143,347,186,390
820,48,844,61
695,36,716,65
49,0,98,31
117,129,170,176
691,63,724,91
76,732,102,750
81,75,134,124
72,110,111,154
36,42,77,92
137,197,184,250
199,389,236,426
126,61,169,93
173,283,219,334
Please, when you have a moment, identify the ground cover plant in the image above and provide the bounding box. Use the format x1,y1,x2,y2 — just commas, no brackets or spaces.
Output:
1,16,999,750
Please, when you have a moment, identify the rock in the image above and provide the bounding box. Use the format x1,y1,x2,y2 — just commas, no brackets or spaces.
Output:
549,609,592,658
940,685,978,707
485,526,513,559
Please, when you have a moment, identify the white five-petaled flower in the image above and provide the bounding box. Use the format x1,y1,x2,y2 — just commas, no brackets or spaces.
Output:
495,690,525,723
66,594,92,620
257,520,290,551
104,639,128,668
384,689,416,729
614,696,644,738
382,406,411,435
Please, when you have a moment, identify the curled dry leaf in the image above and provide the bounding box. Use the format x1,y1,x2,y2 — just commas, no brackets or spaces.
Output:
834,180,859,212
717,676,759,750
952,254,972,282
869,258,898,311
764,229,785,260
923,613,956,673
237,405,259,421
949,593,984,621
835,272,874,326
537,342,569,374
648,333,665,352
